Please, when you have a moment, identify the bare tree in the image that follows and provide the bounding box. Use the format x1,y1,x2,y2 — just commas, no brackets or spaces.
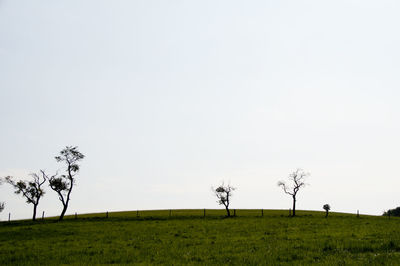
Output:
213,183,236,217
323,204,331,218
0,178,4,213
278,169,309,217
4,171,47,221
48,146,84,221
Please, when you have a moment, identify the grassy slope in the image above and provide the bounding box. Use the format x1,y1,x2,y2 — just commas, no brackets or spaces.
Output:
1,209,400,265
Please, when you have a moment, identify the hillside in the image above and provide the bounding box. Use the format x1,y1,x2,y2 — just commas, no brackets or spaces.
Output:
1,209,400,265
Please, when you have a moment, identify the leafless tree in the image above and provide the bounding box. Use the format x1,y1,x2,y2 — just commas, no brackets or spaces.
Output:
213,182,236,217
4,171,48,221
323,204,331,218
48,146,84,221
0,178,4,213
278,169,309,217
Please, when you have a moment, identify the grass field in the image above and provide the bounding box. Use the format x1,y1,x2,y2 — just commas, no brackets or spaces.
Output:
1,209,400,265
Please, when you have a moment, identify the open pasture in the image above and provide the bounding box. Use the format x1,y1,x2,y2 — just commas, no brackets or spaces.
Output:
1,209,400,265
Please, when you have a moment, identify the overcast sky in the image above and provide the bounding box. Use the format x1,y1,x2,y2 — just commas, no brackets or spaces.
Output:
1,0,400,220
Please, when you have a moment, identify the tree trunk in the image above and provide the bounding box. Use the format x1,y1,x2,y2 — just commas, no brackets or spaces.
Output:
292,196,296,217
32,204,37,221
325,210,328,218
59,204,68,221
225,206,230,217
59,177,73,221
59,174,73,221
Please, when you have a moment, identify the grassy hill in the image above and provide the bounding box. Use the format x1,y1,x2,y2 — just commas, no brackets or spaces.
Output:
1,209,400,265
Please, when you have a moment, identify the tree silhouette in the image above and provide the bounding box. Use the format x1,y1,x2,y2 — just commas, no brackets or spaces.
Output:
383,207,400,217
4,171,47,221
213,183,235,217
0,178,4,212
48,146,84,221
323,204,331,218
278,169,309,217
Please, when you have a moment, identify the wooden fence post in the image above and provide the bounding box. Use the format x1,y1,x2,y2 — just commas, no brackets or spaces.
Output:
261,209,264,217
8,213,10,222
42,211,45,220
203,208,206,217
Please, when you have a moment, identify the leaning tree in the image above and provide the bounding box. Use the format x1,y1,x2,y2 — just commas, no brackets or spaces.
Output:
48,146,84,221
4,171,47,221
278,169,309,217
213,182,236,217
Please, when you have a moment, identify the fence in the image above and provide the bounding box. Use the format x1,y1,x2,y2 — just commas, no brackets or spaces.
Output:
2,209,368,222
59,209,267,220
58,209,356,220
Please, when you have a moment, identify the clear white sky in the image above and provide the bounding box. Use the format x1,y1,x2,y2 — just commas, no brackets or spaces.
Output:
1,0,400,220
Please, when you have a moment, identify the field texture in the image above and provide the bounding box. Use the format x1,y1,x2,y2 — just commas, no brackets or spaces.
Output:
1,209,400,265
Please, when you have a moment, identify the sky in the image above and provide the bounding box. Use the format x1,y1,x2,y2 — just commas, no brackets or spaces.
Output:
1,0,400,220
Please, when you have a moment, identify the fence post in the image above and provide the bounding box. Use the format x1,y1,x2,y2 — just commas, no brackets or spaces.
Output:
106,211,108,218
169,209,172,217
8,213,10,222
75,212,77,219
261,209,264,217
357,210,359,218
203,208,206,217
42,211,45,220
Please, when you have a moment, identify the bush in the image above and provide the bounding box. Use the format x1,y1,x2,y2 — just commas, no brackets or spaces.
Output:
383,207,400,217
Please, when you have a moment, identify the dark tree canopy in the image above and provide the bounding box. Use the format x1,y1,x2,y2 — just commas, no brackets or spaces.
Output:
48,146,84,221
278,169,309,217
383,207,400,217
4,171,47,221
323,204,331,218
213,183,236,217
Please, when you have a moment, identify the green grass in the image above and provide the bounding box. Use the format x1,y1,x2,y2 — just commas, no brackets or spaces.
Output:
1,209,400,265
